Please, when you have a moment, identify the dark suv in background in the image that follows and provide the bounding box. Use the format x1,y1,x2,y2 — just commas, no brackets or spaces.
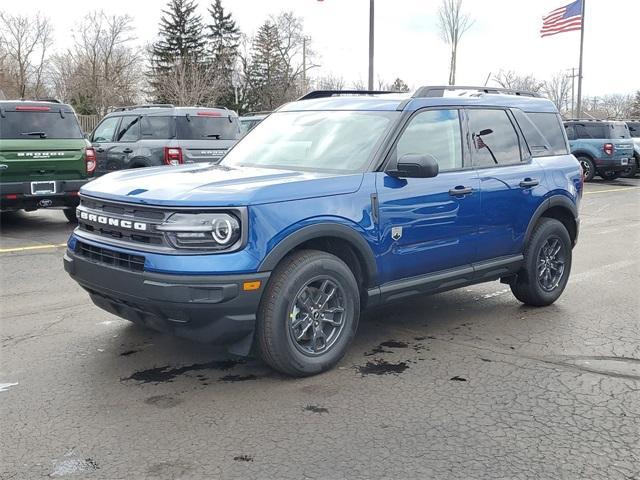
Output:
90,105,241,176
563,119,635,181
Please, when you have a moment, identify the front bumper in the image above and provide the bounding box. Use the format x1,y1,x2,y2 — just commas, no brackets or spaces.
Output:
63,246,270,354
0,179,88,211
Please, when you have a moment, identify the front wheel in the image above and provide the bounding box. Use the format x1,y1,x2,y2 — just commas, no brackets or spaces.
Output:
511,218,572,307
256,250,360,377
63,207,78,223
600,170,621,181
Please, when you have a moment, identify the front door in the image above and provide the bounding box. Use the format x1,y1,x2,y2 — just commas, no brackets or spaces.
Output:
91,116,120,176
376,108,480,284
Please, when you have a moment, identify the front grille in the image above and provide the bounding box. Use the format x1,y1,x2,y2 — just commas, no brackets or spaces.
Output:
78,198,169,248
76,241,145,272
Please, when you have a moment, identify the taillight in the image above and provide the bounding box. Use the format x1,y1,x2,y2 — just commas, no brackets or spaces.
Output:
603,143,615,156
85,147,96,174
164,147,183,166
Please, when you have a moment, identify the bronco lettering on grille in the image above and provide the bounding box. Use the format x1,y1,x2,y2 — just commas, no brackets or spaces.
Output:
79,210,148,231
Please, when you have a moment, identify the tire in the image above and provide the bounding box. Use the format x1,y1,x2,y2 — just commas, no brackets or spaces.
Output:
511,218,572,307
63,207,78,223
621,157,639,178
577,156,595,182
600,170,621,181
256,249,360,377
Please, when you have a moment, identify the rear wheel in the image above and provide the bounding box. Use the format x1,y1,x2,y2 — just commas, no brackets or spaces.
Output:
63,208,78,223
511,218,572,307
577,156,595,182
621,157,638,178
256,249,360,377
600,170,621,181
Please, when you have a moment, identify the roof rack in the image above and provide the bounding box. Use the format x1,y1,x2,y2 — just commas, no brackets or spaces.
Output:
112,104,174,112
413,85,539,98
32,98,61,104
297,90,401,101
244,111,272,116
563,118,606,122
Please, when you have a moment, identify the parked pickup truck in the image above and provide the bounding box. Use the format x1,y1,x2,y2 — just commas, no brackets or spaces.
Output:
0,100,95,222
64,86,582,376
563,119,635,181
90,105,241,176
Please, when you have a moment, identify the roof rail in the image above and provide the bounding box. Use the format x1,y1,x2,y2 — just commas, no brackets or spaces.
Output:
32,98,62,104
297,90,401,101
413,85,539,98
112,104,175,112
244,111,272,116
563,118,606,122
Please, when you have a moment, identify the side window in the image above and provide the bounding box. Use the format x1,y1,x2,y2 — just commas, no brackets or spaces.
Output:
141,116,174,139
467,109,522,167
116,116,140,142
394,109,462,172
92,117,120,143
528,112,569,155
511,109,549,157
575,124,606,139
565,124,576,141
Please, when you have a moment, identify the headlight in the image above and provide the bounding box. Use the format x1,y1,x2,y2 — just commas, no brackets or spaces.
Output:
157,213,241,250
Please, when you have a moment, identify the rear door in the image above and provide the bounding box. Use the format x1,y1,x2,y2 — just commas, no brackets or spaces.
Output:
91,116,121,176
0,107,86,183
175,113,240,164
468,108,545,261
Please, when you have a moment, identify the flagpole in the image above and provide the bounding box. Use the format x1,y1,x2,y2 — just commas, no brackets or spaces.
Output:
576,0,585,117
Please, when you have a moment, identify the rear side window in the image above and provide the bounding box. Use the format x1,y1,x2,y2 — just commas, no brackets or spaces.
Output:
467,109,522,167
141,116,174,139
610,123,630,139
527,112,568,155
394,109,463,171
0,111,83,140
511,109,551,157
573,123,607,139
628,122,640,138
175,116,240,140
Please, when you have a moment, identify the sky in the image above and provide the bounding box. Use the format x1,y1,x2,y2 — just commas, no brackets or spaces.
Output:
3,0,639,97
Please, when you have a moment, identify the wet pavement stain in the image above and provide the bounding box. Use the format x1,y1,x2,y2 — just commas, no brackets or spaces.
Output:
120,349,139,356
122,359,244,383
450,376,467,382
144,395,183,409
49,451,99,477
364,345,393,356
480,358,492,362
233,455,254,462
304,405,329,414
357,359,409,376
380,340,408,348
219,374,257,382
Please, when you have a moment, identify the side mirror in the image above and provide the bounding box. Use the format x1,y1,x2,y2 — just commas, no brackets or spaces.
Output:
388,153,439,179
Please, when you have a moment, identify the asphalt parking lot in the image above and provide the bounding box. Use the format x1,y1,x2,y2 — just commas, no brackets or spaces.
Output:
1,179,639,480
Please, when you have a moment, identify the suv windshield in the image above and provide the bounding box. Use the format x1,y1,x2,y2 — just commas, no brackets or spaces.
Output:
222,111,398,173
0,111,83,140
176,116,239,140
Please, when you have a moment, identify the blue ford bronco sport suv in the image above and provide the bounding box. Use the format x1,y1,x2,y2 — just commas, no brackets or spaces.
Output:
64,86,582,377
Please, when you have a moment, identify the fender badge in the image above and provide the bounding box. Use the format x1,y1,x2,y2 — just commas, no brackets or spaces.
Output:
391,226,403,241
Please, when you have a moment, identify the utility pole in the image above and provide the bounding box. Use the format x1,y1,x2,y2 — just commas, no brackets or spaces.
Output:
302,37,307,93
576,0,586,118
368,0,374,90
566,67,578,117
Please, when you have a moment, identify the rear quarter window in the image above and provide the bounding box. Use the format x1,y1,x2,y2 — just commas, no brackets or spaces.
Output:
526,112,568,155
0,111,83,140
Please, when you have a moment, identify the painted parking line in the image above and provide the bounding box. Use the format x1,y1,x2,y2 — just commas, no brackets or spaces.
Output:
0,243,67,254
584,186,638,195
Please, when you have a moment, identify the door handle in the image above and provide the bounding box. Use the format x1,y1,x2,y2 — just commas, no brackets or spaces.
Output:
0,164,8,170
519,178,539,188
449,186,474,196
95,147,105,153
122,148,133,154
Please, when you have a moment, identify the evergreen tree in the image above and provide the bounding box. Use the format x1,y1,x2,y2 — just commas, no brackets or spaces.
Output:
389,78,410,92
150,0,207,103
246,21,287,111
207,0,240,108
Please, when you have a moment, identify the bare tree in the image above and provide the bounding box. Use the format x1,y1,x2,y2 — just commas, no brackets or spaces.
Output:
493,70,544,95
437,0,473,85
0,12,53,98
316,75,345,90
543,72,571,115
50,11,142,115
582,94,634,120
154,59,222,106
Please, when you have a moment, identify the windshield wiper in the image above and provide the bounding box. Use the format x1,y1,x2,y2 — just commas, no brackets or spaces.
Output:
20,131,47,139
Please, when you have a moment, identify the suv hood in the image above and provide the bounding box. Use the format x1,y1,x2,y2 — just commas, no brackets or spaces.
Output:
80,163,364,206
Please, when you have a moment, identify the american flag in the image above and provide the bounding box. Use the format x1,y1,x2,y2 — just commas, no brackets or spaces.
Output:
540,0,583,38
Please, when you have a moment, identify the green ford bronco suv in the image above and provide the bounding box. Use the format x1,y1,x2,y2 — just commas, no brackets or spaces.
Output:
0,100,95,222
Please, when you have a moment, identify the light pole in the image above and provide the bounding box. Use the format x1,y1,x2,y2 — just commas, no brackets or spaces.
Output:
368,0,374,90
